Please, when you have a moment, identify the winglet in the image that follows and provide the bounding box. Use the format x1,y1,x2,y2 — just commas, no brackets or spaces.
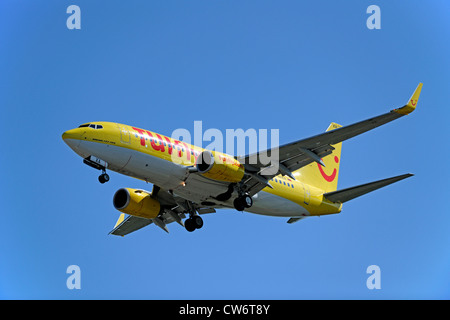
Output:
393,83,423,115
110,213,126,237
113,213,125,229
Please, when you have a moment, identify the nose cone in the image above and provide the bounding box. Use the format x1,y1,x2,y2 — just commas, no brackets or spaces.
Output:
62,128,82,149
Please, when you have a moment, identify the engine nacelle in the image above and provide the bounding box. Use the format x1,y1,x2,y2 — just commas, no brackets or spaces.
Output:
113,188,161,219
196,150,245,183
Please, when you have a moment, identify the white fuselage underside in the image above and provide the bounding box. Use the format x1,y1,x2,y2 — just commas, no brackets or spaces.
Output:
67,139,310,217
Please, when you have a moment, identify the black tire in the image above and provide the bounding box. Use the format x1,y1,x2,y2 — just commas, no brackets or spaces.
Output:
193,216,203,229
185,218,196,232
103,173,110,182
98,175,106,184
233,197,245,211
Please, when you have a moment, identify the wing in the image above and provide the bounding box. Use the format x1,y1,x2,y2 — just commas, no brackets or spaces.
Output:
108,185,216,236
109,214,153,236
237,83,422,196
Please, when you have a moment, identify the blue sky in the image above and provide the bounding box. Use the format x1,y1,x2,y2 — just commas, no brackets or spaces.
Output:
1,0,449,299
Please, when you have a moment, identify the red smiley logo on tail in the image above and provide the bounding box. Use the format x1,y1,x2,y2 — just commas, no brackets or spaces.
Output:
410,99,417,106
317,156,339,182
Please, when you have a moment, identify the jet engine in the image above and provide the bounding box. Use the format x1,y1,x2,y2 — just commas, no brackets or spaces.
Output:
196,150,245,183
113,188,162,219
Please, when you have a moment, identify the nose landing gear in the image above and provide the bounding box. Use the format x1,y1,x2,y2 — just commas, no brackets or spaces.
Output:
83,156,110,184
98,170,110,184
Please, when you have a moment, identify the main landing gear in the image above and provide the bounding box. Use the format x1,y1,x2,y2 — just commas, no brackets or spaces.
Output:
183,201,204,232
185,215,203,232
233,194,253,212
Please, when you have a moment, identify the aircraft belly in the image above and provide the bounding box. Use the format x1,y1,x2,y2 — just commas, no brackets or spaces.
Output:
247,191,309,217
78,140,130,169
124,149,187,189
173,174,230,205
76,141,309,217
77,141,187,189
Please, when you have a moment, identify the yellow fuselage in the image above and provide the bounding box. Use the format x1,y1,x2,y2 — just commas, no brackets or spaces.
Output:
62,122,342,218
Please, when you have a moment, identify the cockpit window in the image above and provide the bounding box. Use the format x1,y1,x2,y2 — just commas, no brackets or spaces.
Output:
78,123,103,129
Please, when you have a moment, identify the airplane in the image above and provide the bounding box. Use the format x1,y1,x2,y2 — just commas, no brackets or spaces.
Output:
62,83,422,235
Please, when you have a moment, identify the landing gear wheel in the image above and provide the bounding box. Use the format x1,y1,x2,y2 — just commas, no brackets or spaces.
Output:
98,173,109,184
233,194,253,211
233,197,246,212
193,215,203,229
243,194,253,208
185,218,196,232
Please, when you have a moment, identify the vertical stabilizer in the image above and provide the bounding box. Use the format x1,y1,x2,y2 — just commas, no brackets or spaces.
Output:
294,123,342,193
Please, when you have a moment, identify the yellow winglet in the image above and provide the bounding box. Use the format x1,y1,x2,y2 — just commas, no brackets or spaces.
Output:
394,83,423,115
113,213,125,229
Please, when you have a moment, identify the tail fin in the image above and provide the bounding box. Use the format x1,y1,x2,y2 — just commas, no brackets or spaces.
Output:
294,123,342,193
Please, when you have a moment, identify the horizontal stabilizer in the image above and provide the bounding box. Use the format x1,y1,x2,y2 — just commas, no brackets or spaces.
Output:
323,173,413,203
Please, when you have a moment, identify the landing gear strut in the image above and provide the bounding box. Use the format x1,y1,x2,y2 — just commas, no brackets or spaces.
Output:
233,194,253,211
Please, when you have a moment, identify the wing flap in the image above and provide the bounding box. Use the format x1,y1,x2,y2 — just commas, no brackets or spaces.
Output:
323,173,413,203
